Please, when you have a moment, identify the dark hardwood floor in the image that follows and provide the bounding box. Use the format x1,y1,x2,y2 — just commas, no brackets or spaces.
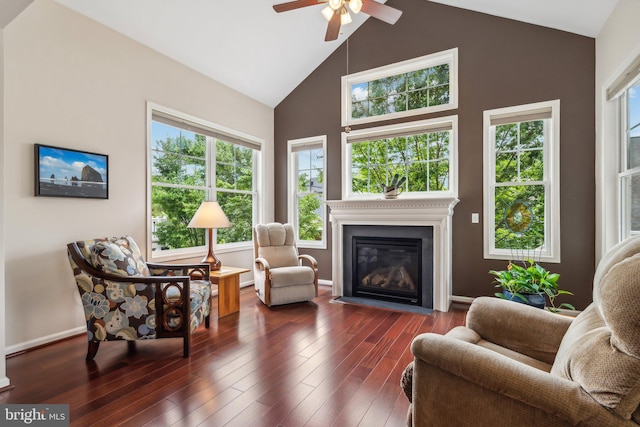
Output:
1,286,467,427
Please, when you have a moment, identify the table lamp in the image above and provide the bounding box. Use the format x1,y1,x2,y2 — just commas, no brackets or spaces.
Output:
187,201,231,271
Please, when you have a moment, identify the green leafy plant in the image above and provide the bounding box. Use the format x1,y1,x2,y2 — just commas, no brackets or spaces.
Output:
489,258,575,312
381,173,406,192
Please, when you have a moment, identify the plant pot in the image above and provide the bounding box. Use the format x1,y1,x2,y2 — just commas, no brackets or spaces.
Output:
382,186,402,199
502,290,546,309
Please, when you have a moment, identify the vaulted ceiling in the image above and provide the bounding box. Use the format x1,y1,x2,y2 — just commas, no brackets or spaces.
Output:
8,0,620,107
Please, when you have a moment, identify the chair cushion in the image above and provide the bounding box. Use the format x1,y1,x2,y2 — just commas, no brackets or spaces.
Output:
259,246,299,269
269,266,315,288
90,236,150,277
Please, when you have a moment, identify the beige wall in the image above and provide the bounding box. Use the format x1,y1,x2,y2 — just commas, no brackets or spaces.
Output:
3,0,274,351
595,0,640,260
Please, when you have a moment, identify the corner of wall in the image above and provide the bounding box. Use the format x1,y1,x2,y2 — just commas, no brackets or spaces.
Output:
0,27,11,388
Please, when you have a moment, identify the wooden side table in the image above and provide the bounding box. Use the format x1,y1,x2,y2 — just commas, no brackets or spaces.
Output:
209,266,250,318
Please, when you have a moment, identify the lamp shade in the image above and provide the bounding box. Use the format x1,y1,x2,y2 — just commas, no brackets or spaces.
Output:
187,201,231,229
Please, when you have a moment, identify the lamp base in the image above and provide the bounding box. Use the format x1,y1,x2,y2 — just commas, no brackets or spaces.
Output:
202,253,222,271
201,227,223,271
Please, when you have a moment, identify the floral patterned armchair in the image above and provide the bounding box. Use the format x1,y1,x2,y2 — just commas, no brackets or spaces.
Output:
67,236,211,361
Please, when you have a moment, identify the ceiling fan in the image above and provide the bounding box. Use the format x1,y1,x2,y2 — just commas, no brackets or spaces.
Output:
273,0,402,42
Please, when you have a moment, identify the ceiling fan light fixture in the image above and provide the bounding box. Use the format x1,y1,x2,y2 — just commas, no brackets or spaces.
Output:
329,0,343,10
348,0,362,14
340,6,352,25
321,5,335,21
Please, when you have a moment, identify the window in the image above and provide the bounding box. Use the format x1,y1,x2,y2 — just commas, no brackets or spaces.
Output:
287,136,326,248
619,78,640,239
342,116,458,199
148,105,262,260
341,48,458,126
483,100,560,262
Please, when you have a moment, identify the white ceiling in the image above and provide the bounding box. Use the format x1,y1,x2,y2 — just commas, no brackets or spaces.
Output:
47,0,618,108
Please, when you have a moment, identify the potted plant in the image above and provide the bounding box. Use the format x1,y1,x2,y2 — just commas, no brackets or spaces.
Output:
381,174,406,199
489,258,575,312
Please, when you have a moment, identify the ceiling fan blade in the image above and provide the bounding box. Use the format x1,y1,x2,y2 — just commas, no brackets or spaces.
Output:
273,0,323,13
325,11,341,41
360,0,402,25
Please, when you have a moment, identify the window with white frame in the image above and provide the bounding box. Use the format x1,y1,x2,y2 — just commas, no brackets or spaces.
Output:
287,136,326,248
342,116,458,199
341,48,458,127
618,77,640,239
148,105,261,260
483,100,560,262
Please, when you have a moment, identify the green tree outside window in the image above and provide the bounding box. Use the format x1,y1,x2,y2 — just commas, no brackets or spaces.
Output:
493,120,546,252
351,131,450,194
294,147,324,242
351,64,450,119
151,121,256,253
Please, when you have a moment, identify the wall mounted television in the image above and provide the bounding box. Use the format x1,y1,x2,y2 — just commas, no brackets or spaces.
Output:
34,144,109,199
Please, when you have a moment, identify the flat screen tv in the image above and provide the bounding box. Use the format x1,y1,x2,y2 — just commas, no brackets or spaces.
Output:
34,144,109,199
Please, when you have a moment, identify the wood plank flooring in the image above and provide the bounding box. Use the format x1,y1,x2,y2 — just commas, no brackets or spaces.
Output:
1,286,467,427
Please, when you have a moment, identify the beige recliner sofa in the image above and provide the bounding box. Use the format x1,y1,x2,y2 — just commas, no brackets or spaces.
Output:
405,235,640,426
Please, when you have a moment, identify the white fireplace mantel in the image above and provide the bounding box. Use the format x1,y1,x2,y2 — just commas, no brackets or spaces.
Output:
327,196,459,312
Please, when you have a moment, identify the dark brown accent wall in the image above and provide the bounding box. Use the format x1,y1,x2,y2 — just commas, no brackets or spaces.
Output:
274,0,595,310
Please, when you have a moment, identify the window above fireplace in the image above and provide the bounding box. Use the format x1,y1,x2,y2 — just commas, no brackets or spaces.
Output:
341,116,458,200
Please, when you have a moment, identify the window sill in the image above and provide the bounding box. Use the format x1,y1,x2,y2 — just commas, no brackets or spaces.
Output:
149,242,252,264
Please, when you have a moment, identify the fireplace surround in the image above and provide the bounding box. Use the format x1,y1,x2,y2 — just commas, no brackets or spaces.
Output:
327,197,459,312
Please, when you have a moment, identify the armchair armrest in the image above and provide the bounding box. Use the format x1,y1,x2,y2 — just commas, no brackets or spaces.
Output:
466,297,573,365
298,254,318,268
146,262,210,280
411,333,612,426
298,254,318,296
255,257,271,273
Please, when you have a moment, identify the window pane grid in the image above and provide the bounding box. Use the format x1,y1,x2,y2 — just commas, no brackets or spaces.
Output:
495,120,544,184
351,66,450,120
291,145,325,243
151,117,257,256
351,131,450,194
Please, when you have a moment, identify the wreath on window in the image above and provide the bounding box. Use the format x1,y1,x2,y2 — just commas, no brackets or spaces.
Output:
504,201,533,235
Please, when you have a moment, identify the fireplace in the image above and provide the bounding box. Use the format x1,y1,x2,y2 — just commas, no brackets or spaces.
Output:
343,225,433,308
326,197,458,312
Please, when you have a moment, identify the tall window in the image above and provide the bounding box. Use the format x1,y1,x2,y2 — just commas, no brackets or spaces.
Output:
483,100,560,262
288,136,326,248
341,48,458,126
148,105,261,260
619,78,640,239
342,117,458,199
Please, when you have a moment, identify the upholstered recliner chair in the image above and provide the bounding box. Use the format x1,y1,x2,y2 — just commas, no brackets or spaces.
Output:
253,223,318,307
404,235,640,426
67,236,211,360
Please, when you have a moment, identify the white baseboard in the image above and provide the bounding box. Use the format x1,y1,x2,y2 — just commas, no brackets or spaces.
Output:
238,279,333,288
6,326,86,356
450,295,475,305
